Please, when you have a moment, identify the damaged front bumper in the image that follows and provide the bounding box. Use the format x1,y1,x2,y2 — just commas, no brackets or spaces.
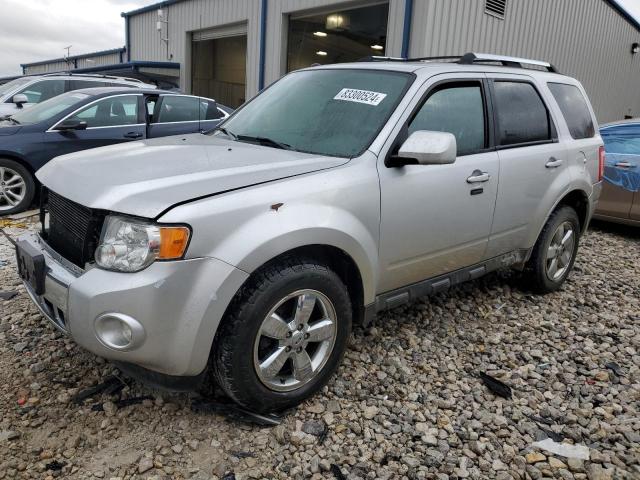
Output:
14,232,248,381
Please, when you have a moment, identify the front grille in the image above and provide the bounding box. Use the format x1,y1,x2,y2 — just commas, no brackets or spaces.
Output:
43,189,105,268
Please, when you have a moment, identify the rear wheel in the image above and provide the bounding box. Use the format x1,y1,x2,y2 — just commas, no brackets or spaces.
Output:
211,257,352,412
0,159,35,215
524,206,580,293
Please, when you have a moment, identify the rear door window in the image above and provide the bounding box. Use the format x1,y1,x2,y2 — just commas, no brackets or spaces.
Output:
409,82,486,156
155,96,201,123
492,81,553,146
548,82,595,139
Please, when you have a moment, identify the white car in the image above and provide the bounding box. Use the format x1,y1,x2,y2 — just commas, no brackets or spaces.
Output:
0,73,155,116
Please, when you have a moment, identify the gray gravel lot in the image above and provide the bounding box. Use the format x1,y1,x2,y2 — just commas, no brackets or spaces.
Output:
0,218,638,480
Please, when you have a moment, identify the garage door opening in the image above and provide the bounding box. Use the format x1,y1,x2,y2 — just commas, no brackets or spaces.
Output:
287,3,389,72
192,33,247,108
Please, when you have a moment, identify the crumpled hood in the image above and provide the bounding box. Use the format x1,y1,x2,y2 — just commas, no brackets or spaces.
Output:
37,134,348,218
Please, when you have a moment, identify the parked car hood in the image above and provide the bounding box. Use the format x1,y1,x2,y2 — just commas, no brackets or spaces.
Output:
37,134,349,218
0,124,21,135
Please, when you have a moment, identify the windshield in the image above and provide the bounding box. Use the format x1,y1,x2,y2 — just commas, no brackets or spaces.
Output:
216,69,412,158
0,77,32,97
10,91,90,125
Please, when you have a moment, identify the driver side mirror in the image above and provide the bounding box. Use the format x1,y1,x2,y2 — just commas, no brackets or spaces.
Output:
54,119,88,131
388,131,457,167
12,94,28,108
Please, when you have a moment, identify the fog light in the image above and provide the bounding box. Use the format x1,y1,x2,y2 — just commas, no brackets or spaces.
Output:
95,313,145,351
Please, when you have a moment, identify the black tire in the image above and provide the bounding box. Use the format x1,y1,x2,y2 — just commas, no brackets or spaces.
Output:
524,205,581,293
210,257,352,413
0,158,35,216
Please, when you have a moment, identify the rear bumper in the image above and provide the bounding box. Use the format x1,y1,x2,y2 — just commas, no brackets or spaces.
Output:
18,232,248,378
586,181,603,229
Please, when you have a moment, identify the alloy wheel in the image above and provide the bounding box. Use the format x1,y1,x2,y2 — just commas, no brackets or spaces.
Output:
0,166,27,211
545,221,575,281
253,289,338,392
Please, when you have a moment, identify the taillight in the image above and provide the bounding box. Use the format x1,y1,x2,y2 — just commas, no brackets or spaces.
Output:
598,146,605,182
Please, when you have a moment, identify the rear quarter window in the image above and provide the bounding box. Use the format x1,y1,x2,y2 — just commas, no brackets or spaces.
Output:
548,82,595,139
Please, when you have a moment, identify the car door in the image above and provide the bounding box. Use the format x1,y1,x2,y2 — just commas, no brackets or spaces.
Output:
598,123,640,220
44,94,146,158
484,74,571,258
147,95,225,138
377,75,499,293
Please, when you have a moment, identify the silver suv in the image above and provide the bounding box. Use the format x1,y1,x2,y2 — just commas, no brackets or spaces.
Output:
0,73,154,116
14,53,603,412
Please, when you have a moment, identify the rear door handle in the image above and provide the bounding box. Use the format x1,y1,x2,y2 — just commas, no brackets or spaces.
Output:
615,161,634,168
124,132,143,139
466,170,491,183
545,157,563,168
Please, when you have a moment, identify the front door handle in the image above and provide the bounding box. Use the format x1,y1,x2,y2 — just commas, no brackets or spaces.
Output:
545,157,563,168
467,170,490,183
615,161,634,168
124,132,143,139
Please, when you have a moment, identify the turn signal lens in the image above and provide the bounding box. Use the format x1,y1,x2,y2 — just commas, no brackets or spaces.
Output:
159,227,190,260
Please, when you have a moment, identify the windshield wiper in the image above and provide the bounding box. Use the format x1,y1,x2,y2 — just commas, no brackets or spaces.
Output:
213,126,238,140
2,116,19,125
236,134,292,150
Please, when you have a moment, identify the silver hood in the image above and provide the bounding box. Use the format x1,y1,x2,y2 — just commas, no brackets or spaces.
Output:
37,134,348,218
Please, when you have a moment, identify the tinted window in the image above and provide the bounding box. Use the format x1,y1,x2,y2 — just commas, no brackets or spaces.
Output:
548,82,595,139
493,81,551,146
67,95,138,127
219,69,411,158
200,99,223,120
601,124,640,155
18,79,66,103
409,84,485,156
156,96,201,123
69,80,105,90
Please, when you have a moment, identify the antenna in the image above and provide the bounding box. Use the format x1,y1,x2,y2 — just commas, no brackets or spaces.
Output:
63,45,73,71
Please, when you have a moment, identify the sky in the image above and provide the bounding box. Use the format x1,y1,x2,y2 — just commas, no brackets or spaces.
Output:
0,0,639,77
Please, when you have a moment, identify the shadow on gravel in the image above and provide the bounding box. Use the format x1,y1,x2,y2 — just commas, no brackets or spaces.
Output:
590,219,640,240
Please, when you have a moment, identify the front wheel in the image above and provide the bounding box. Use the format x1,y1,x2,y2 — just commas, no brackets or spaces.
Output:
211,257,352,413
524,205,581,293
0,159,35,215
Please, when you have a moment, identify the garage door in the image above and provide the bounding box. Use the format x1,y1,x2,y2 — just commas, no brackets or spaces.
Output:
192,23,247,108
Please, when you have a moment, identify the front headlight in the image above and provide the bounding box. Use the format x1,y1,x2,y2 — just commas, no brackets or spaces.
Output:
95,216,190,272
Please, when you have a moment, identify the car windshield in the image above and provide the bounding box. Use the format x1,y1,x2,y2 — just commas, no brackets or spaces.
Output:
9,91,91,125
0,77,32,96
215,69,412,158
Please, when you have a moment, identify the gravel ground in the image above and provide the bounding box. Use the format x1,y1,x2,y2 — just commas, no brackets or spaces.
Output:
0,217,638,480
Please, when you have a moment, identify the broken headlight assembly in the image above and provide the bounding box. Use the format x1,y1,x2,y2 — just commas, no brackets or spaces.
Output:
95,215,190,273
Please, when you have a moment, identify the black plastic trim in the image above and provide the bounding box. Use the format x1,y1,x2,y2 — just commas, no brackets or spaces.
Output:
113,361,206,392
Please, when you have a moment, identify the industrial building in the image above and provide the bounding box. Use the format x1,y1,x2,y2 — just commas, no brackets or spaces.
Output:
8,0,640,122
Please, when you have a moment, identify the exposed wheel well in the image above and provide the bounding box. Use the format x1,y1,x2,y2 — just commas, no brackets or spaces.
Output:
249,245,365,326
0,155,37,176
556,190,589,233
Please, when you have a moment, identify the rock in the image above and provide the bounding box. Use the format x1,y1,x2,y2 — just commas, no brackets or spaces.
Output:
362,406,378,420
593,371,609,382
302,420,325,436
549,457,567,468
567,458,584,472
138,457,154,474
585,464,614,480
0,430,20,442
306,403,325,414
526,452,546,464
102,401,117,416
402,456,421,468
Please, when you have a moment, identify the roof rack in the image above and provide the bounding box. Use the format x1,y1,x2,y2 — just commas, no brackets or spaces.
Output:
358,52,558,73
41,72,147,83
458,53,557,72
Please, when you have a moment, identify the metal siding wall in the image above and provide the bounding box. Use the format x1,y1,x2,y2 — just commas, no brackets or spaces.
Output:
409,0,640,122
128,0,260,98
264,0,405,86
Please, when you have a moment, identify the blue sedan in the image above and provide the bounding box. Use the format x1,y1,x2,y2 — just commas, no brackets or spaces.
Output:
0,87,232,214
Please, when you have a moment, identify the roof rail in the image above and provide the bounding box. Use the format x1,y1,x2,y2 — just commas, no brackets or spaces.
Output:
357,52,558,73
41,72,147,83
458,52,558,72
